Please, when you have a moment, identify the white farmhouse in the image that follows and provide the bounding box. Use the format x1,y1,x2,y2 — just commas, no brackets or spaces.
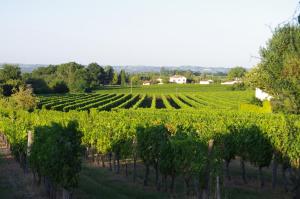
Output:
221,80,241,85
255,88,273,101
157,78,164,84
169,75,187,84
142,81,151,86
200,80,213,85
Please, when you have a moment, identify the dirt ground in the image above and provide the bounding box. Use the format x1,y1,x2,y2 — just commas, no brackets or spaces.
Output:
0,142,47,199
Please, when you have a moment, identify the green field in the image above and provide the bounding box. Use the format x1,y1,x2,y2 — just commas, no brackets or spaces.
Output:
38,85,254,112
96,84,234,94
2,84,299,199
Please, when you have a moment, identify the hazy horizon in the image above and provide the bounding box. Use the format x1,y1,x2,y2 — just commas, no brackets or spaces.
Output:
0,62,251,69
0,0,298,68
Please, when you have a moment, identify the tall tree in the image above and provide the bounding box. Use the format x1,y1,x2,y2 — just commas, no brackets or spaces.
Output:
247,24,300,113
104,66,114,85
72,68,90,92
112,72,119,85
0,64,22,82
55,62,88,92
25,78,51,94
120,69,126,87
227,67,246,80
87,63,105,88
56,62,83,85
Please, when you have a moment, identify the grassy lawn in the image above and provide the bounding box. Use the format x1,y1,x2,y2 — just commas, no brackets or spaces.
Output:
75,163,169,199
74,159,291,199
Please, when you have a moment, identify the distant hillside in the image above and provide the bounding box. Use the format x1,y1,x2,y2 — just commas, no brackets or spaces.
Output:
108,65,230,74
0,63,231,74
0,63,46,73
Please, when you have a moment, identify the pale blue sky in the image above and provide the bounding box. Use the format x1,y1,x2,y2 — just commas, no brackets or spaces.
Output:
0,0,298,67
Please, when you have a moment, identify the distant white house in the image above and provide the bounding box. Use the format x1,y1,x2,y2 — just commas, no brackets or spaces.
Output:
142,81,151,86
157,78,164,84
255,88,273,101
200,80,213,85
221,80,242,85
169,75,187,84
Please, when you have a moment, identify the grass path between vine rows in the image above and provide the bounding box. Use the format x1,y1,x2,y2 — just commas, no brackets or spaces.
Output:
75,159,292,199
0,142,48,199
74,162,169,199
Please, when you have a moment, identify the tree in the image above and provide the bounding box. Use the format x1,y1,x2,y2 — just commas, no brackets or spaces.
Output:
0,78,23,97
25,78,51,94
72,68,90,92
227,66,246,80
11,86,37,111
104,66,114,85
183,70,193,83
87,63,105,88
28,66,57,94
56,62,84,88
0,84,14,96
130,75,141,85
0,64,22,82
55,62,92,92
159,76,168,84
112,72,119,85
50,80,69,93
31,65,57,78
120,69,126,87
247,24,300,113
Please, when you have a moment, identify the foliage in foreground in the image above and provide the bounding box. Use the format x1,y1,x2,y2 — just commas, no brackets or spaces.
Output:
30,121,83,191
0,107,299,197
247,24,300,114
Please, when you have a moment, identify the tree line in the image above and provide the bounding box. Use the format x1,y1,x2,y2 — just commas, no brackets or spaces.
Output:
0,61,249,96
0,62,128,95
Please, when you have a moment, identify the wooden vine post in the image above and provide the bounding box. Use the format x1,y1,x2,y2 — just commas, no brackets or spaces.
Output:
216,176,221,199
62,188,72,199
26,130,33,173
272,152,278,189
205,139,214,199
132,137,137,183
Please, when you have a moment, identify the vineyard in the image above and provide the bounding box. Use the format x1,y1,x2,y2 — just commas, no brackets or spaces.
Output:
0,106,299,198
2,0,300,198
38,90,253,111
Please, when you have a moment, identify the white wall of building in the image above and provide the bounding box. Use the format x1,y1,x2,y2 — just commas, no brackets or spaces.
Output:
200,81,210,85
255,88,273,101
221,80,241,85
143,82,150,86
200,80,213,85
169,76,187,84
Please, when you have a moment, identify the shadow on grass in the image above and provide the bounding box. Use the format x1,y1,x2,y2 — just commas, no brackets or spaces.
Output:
75,164,169,199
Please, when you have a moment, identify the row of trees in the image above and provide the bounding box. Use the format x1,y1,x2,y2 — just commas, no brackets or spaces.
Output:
0,63,129,95
0,62,249,96
24,62,128,93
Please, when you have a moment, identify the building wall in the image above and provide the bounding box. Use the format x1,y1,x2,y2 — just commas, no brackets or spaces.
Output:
200,81,210,85
255,88,273,101
169,77,186,84
221,80,243,85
